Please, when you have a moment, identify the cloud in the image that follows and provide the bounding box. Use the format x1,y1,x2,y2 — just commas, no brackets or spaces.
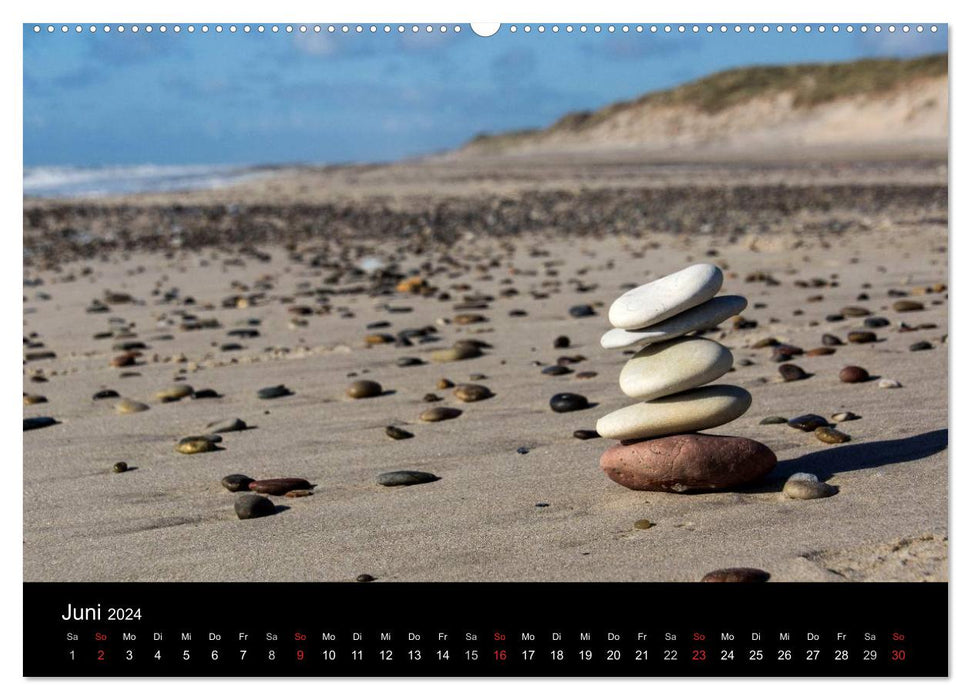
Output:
87,31,184,65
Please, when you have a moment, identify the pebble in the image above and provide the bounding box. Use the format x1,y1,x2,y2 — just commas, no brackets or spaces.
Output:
155,384,193,402
115,398,149,414
206,418,247,433
554,335,571,349
815,426,851,444
573,429,600,440
516,446,530,455
175,436,218,454
569,304,596,318
839,366,870,383
778,364,809,382
831,411,860,422
112,461,129,474
633,519,654,530
619,337,733,400
249,478,312,495
23,394,47,405
847,331,877,344
783,472,837,499
221,474,255,492
234,494,276,520
608,263,722,330
346,380,383,399
110,353,138,368
431,345,482,362
600,433,776,492
879,378,902,389
840,306,871,317
385,426,414,440
759,416,788,425
805,347,835,357
24,416,57,431
821,334,843,346
787,414,829,431
92,389,120,400
453,384,493,402
597,385,751,441
423,393,442,402
257,385,292,399
420,406,462,422
549,393,590,413
377,470,440,486
436,378,454,389
574,371,598,379
600,295,747,349
864,316,890,328
701,568,770,583
893,300,925,312
542,365,572,376
192,389,220,399
909,341,933,351
396,357,424,367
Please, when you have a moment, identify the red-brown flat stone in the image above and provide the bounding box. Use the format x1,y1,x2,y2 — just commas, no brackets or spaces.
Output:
600,433,776,492
248,478,312,496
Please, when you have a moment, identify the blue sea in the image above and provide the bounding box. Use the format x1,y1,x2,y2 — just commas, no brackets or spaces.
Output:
23,164,267,198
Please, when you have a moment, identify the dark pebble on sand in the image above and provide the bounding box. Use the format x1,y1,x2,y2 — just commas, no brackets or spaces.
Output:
221,474,255,492
454,384,492,402
257,385,292,399
346,380,383,399
840,306,871,318
356,574,376,583
787,414,829,431
422,393,442,402
234,494,276,520
377,470,440,486
839,366,870,383
909,341,933,351
825,314,845,322
192,389,220,399
92,389,120,400
554,335,571,349
701,567,770,583
821,334,843,346
759,416,788,425
516,446,530,454
815,426,851,444
396,357,424,367
385,426,414,440
847,331,877,344
24,416,57,431
778,364,809,382
864,316,890,328
569,305,596,318
573,429,600,440
574,371,598,379
543,365,572,376
250,478,312,495
112,461,128,473
893,300,925,312
550,393,589,413
805,347,835,357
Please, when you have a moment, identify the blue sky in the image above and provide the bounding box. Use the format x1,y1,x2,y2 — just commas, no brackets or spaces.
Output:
23,24,947,167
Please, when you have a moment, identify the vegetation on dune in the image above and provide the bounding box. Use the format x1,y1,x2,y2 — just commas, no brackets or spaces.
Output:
466,53,947,149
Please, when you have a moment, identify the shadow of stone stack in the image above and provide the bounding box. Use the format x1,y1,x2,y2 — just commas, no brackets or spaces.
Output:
597,264,777,493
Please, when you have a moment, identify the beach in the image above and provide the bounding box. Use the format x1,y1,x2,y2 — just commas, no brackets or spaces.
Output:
23,154,948,583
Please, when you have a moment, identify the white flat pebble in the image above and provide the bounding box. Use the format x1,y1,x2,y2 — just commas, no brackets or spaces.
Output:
618,337,734,400
601,295,747,349
608,263,723,330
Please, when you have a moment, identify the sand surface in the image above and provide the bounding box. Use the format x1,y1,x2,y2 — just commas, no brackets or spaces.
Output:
23,158,948,582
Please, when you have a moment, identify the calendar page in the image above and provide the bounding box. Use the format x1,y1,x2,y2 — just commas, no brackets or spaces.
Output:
21,19,948,678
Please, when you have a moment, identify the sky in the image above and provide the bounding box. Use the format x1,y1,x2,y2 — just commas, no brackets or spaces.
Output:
23,23,948,167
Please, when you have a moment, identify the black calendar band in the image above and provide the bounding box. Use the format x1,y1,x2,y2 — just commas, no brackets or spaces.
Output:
24,582,947,677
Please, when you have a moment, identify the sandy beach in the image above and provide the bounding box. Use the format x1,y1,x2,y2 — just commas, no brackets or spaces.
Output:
21,153,948,583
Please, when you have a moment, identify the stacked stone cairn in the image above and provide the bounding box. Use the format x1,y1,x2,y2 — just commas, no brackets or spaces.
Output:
597,264,777,492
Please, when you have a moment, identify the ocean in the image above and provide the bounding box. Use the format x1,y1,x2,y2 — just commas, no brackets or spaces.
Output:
23,164,267,198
